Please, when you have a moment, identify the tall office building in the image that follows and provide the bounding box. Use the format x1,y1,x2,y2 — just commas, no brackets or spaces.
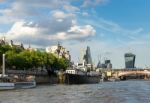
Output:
124,53,136,69
84,46,92,64
97,59,112,69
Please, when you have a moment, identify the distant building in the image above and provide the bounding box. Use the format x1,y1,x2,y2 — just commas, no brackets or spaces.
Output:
97,59,112,69
0,37,24,50
124,53,136,69
81,46,93,70
84,46,92,64
0,37,8,45
10,40,24,49
46,43,71,61
105,60,110,64
97,61,101,68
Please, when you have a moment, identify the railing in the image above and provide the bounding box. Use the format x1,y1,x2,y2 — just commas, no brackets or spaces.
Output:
107,69,150,71
118,71,150,76
0,70,48,76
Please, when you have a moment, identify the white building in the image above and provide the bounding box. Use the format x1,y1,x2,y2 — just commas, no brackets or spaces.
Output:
46,44,71,61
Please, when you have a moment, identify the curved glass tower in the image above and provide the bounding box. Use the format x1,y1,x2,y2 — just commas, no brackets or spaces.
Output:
124,53,136,69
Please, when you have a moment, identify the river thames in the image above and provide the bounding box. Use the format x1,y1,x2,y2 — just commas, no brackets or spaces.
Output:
0,80,150,103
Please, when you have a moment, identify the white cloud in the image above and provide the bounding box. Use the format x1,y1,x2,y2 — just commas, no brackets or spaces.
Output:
0,2,36,23
54,25,96,40
52,10,75,19
82,15,144,44
0,0,78,24
0,0,96,42
0,0,97,46
6,21,38,39
4,19,96,46
63,5,80,12
82,0,108,7
82,12,89,16
68,25,95,36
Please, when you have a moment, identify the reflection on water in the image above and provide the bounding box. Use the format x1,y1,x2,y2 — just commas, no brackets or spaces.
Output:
0,81,150,103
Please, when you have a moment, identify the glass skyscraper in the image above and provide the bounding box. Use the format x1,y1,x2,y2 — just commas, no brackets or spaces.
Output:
124,53,136,69
84,46,92,64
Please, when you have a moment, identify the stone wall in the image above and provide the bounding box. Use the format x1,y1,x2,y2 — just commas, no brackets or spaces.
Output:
35,75,58,84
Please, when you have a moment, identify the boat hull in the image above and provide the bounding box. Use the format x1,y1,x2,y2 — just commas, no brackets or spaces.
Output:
15,81,36,89
65,73,100,84
0,83,15,90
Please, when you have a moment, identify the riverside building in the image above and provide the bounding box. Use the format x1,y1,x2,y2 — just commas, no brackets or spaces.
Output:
46,43,71,61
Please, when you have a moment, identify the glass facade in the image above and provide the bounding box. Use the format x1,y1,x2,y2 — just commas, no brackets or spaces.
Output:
84,46,92,64
124,53,136,69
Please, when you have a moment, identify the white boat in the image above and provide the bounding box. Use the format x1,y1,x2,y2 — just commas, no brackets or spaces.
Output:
0,76,36,90
0,83,15,90
108,77,120,82
15,81,36,89
0,54,36,90
0,54,15,90
0,77,36,90
0,77,15,90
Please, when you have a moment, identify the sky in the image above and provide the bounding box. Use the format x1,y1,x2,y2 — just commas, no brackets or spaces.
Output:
0,0,150,68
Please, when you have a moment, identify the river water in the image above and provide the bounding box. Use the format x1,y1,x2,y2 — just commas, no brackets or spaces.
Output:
0,80,150,103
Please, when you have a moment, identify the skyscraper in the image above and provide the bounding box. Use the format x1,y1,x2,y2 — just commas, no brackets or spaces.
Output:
97,59,112,69
84,46,92,64
124,53,136,69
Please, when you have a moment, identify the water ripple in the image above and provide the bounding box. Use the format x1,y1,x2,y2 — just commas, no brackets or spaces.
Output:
0,81,150,103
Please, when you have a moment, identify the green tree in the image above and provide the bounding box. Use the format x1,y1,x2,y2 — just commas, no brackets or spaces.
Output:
1,44,70,71
5,51,16,69
0,44,12,66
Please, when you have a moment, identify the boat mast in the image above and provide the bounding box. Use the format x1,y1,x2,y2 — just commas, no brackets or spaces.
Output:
2,54,5,77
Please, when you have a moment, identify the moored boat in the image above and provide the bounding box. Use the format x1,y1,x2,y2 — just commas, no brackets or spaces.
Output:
15,81,36,89
0,75,36,90
107,77,120,82
0,54,36,90
0,76,15,90
65,69,101,84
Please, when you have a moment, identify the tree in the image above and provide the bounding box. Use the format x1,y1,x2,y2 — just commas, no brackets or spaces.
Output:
1,44,70,71
0,44,12,66
5,51,16,69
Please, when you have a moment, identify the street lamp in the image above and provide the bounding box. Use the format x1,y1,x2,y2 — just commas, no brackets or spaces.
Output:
2,54,5,77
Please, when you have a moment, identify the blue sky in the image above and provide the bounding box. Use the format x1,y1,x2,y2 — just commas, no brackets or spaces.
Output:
0,0,150,68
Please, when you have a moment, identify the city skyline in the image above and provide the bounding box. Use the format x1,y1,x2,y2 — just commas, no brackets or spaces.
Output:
0,0,150,68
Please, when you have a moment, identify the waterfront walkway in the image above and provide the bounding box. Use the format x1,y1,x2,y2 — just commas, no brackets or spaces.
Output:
0,70,48,76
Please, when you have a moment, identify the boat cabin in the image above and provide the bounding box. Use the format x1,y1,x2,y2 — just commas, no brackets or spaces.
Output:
66,69,86,75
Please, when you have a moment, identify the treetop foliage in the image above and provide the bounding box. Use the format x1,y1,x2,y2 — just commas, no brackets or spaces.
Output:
0,44,69,71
